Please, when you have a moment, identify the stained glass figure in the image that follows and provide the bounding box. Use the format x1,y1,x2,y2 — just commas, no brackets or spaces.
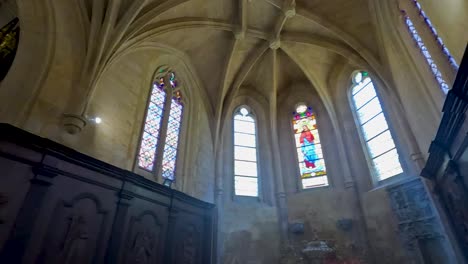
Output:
234,107,258,197
293,104,328,189
402,14,449,94
351,71,403,181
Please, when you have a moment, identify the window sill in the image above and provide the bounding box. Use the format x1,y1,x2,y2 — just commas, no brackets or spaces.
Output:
233,195,261,204
299,184,331,193
368,174,418,192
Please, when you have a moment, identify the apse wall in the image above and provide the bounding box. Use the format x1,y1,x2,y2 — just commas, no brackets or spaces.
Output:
218,89,281,263
278,82,380,262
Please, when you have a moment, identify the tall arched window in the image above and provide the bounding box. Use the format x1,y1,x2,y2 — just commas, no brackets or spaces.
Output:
137,71,183,186
293,104,328,189
233,107,258,197
405,0,458,70
351,71,403,181
401,0,458,94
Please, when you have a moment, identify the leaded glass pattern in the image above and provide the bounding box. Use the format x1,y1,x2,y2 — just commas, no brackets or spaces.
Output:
161,99,183,180
293,104,328,189
403,15,450,94
137,83,166,171
351,71,403,181
408,0,459,70
234,107,258,197
137,71,184,184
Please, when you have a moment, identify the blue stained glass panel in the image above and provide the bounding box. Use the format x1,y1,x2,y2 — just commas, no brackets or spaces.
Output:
161,99,183,180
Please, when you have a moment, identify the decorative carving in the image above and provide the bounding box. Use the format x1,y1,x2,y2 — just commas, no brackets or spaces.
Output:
388,178,446,256
38,195,107,264
129,229,156,264
124,212,162,264
59,215,90,264
182,225,198,264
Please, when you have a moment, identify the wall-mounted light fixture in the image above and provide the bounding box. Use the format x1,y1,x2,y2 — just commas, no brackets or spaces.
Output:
88,116,102,124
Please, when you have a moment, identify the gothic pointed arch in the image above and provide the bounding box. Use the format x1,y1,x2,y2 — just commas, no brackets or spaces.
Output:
350,70,404,182
135,67,185,186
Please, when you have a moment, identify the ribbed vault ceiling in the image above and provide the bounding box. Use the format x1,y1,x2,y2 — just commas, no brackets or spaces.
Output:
54,0,383,124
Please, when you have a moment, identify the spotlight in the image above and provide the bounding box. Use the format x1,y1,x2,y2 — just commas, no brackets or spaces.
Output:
94,117,102,124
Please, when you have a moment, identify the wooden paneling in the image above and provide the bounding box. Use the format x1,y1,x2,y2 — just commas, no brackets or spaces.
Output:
0,124,215,264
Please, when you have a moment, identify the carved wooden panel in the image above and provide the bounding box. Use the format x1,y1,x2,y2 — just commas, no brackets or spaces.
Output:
122,211,165,264
176,223,202,264
0,156,34,250
172,212,205,264
0,124,215,264
37,193,109,264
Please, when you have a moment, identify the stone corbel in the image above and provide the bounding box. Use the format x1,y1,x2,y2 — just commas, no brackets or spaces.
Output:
62,114,87,135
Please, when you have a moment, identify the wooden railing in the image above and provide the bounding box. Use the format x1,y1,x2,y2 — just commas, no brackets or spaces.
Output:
0,123,215,263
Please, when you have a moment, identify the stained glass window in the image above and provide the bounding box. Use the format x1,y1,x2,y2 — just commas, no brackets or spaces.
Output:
137,71,184,185
137,81,166,171
161,98,183,180
406,0,459,70
0,17,19,81
293,104,328,189
351,71,403,181
403,14,450,94
234,107,258,197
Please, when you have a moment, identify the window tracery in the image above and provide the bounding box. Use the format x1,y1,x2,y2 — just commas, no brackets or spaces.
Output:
137,71,183,186
351,71,403,181
233,107,259,197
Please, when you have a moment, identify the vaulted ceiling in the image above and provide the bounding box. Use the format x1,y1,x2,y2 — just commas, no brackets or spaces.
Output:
49,0,384,122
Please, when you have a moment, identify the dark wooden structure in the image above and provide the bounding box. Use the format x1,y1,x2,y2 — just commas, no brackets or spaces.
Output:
422,45,468,261
0,124,215,263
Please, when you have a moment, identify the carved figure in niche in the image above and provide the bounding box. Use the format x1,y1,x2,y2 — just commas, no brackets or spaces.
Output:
60,215,89,264
300,125,318,169
130,228,156,264
182,225,197,264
